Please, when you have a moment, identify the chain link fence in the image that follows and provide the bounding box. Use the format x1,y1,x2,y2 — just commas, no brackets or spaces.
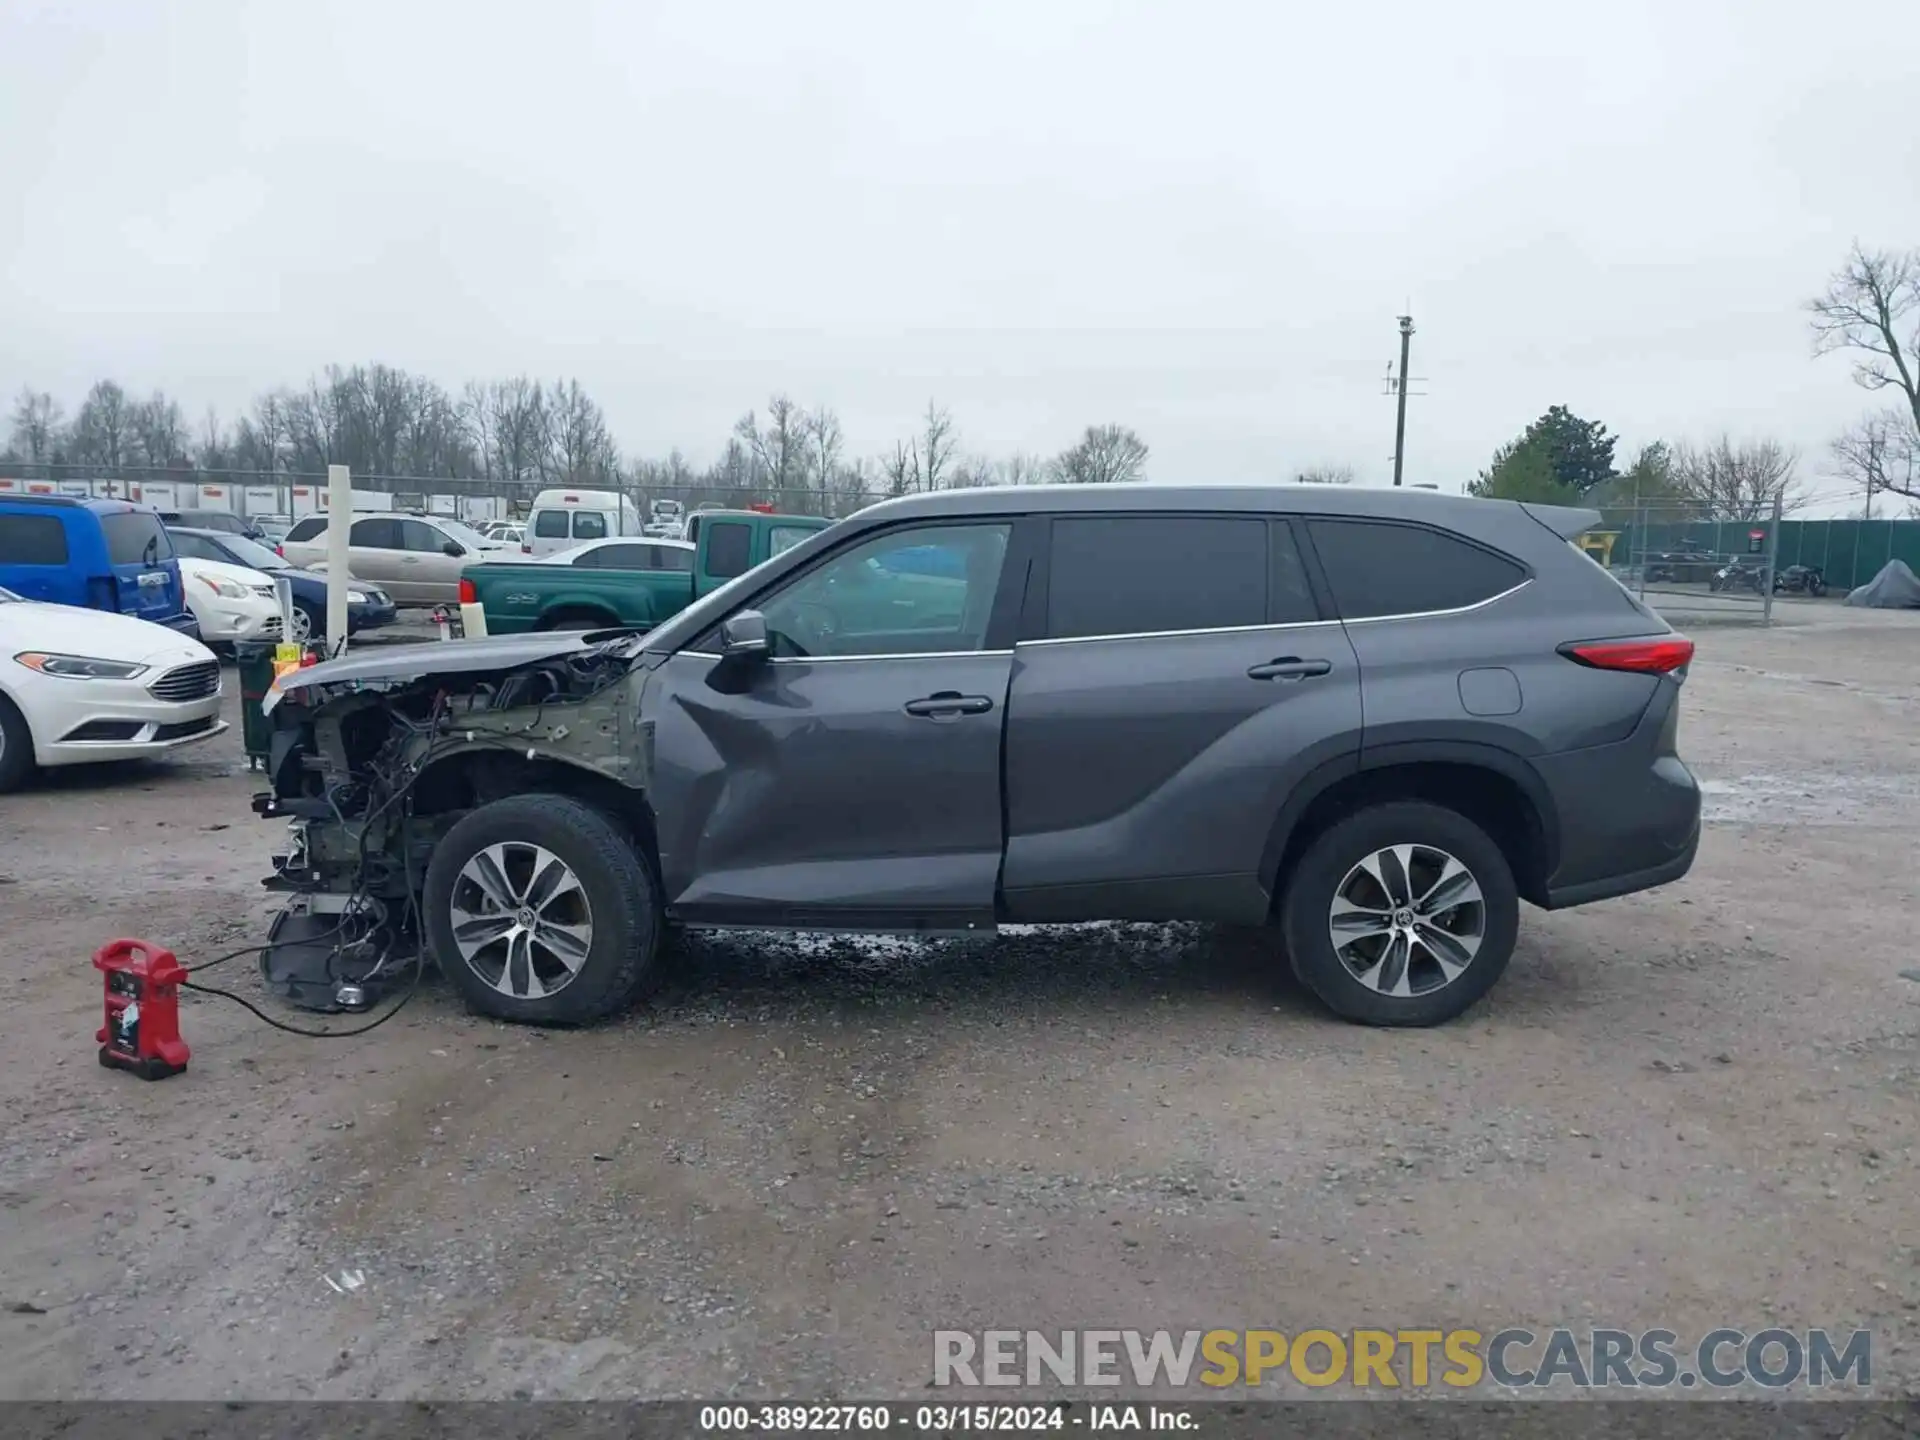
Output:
0,463,901,523
1585,497,1785,623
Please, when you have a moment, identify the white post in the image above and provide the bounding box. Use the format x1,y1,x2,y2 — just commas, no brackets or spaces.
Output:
326,464,352,657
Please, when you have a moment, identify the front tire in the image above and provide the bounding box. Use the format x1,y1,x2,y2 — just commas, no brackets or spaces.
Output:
0,694,33,794
423,793,662,1024
1280,801,1518,1027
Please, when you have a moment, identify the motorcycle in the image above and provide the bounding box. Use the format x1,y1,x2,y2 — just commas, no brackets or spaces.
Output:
1773,564,1829,597
1709,560,1768,595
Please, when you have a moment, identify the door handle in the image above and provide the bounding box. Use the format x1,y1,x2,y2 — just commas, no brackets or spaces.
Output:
1247,657,1332,681
904,691,994,718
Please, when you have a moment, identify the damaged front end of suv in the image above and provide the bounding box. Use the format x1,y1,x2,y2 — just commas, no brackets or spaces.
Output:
252,632,655,1012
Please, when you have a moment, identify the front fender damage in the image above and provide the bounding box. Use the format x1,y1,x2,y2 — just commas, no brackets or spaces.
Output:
250,635,654,1010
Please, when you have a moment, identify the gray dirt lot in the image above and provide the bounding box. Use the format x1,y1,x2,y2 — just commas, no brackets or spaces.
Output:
1,602,1917,1401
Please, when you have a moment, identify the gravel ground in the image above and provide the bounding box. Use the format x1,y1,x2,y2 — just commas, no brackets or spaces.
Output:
1,601,1917,1402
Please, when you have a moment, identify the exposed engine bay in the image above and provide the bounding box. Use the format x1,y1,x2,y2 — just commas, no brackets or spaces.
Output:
251,632,653,1011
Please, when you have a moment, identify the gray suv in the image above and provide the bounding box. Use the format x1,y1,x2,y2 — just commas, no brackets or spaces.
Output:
257,483,1700,1027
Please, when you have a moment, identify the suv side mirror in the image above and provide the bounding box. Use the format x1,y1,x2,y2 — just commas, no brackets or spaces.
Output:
443,541,464,557
720,610,770,660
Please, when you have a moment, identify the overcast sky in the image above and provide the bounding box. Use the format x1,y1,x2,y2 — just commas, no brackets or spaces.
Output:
3,0,1916,502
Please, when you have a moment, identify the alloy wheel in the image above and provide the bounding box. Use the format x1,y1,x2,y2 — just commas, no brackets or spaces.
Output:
1327,843,1486,998
448,842,596,999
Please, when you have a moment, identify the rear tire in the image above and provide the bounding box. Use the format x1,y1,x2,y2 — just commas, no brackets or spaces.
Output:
423,793,662,1025
0,694,33,794
1280,801,1518,1027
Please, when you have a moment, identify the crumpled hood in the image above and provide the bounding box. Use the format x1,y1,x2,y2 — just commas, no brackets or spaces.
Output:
274,632,599,699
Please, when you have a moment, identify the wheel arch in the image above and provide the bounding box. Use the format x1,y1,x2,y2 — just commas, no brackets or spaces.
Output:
410,747,662,879
1261,742,1559,909
537,602,623,631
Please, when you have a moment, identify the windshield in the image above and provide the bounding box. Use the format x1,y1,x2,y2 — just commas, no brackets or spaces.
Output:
220,535,286,569
439,519,494,548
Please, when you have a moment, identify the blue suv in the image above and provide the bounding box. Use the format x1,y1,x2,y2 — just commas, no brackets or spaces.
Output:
0,496,197,636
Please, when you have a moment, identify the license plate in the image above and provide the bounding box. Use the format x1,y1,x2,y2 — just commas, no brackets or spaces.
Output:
137,571,168,588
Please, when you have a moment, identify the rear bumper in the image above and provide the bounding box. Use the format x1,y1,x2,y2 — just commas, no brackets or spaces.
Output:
1534,684,1702,910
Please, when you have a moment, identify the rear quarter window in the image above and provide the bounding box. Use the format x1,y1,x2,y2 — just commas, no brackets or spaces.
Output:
287,517,328,542
0,514,71,565
100,511,174,566
1305,519,1527,620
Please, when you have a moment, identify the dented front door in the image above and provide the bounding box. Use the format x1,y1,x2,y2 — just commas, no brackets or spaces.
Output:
643,648,1012,930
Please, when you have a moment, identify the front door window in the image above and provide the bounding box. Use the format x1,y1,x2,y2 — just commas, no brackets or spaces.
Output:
757,523,1011,658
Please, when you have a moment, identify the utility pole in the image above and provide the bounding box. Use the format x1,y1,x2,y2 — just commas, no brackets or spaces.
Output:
1390,314,1414,486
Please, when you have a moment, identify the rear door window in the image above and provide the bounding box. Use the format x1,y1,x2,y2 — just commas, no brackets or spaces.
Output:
704,522,754,579
649,545,693,572
533,510,570,538
1043,515,1285,640
1305,520,1527,620
0,514,70,565
101,511,174,566
572,510,609,540
350,517,403,549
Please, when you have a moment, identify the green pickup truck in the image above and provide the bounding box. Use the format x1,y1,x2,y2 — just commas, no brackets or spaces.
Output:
456,509,833,637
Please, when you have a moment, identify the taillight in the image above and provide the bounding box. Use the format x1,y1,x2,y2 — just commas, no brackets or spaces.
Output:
1561,637,1695,674
458,578,477,604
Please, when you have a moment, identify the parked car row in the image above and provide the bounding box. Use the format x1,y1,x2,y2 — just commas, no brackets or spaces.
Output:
279,513,508,605
167,528,398,643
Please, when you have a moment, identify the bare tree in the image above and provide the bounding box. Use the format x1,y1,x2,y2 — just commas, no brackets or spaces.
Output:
69,380,135,470
482,377,548,493
1052,424,1149,485
1810,244,1920,501
195,406,227,470
734,395,809,503
944,454,999,489
1294,464,1356,485
546,378,618,486
1669,437,1805,521
1830,411,1920,514
7,388,64,464
880,439,915,498
909,400,957,491
999,452,1048,486
130,391,188,468
806,405,844,512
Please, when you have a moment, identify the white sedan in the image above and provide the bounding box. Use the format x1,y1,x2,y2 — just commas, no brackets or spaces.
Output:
0,587,229,792
178,555,283,645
